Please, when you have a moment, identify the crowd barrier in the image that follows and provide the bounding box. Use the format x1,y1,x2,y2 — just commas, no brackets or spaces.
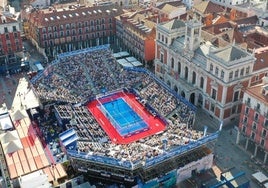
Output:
57,44,110,59
67,149,142,170
67,131,218,170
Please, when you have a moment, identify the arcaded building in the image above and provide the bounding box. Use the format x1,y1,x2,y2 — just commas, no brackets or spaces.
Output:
26,4,123,59
155,18,256,125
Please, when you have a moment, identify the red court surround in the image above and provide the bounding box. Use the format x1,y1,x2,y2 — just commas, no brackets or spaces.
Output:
87,92,166,144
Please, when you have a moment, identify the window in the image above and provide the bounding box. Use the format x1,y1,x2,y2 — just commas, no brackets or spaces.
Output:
255,75,259,81
215,67,219,76
256,103,260,111
240,68,244,76
192,71,196,85
158,33,160,40
210,103,215,112
162,35,164,42
210,64,213,72
165,37,167,44
229,71,233,79
262,129,267,137
178,62,181,74
254,113,259,122
4,27,8,33
160,53,164,63
246,66,250,74
53,26,57,31
211,88,217,100
185,67,188,80
245,107,249,114
66,24,70,29
231,105,237,114
60,25,64,30
252,122,257,130
235,70,239,78
265,119,268,127
171,58,174,69
242,126,246,133
12,26,17,32
260,139,265,147
48,27,52,32
233,91,239,102
200,77,204,89
251,132,255,140
221,70,224,79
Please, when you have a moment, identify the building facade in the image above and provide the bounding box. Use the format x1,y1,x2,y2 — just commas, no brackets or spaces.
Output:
236,77,268,165
0,14,23,74
115,11,156,67
26,4,123,59
155,18,256,125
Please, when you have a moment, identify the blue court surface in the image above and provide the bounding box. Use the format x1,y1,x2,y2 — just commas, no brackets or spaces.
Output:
99,98,148,136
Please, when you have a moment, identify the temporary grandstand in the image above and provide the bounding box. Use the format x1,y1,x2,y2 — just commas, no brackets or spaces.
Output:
31,45,219,187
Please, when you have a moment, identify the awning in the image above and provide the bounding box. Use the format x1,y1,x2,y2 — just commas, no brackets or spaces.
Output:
252,171,268,183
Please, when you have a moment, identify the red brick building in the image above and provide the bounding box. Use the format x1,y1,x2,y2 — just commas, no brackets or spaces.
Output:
115,10,157,67
0,14,23,74
237,77,268,164
26,4,123,59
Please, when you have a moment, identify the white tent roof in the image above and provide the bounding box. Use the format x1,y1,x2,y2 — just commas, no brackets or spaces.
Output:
20,170,51,188
0,130,23,154
10,110,28,121
2,140,23,154
131,61,143,67
252,171,268,183
0,113,13,130
0,130,19,144
126,56,137,62
117,59,133,67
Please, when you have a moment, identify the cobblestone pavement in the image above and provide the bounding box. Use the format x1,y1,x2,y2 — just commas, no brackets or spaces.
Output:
194,108,264,188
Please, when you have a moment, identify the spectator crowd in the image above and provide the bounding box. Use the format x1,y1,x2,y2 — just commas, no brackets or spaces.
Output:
32,45,203,169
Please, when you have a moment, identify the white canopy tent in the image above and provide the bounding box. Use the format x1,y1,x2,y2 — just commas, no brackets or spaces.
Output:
0,130,23,154
117,59,133,67
131,61,143,67
0,113,13,130
10,110,28,122
252,171,268,184
126,56,137,62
